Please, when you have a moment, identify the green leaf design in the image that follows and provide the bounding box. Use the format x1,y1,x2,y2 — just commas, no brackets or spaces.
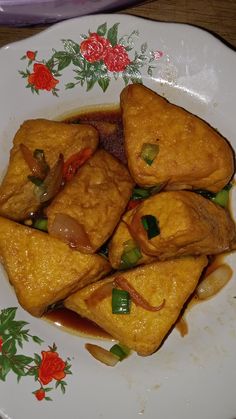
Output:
96,23,107,36
65,82,76,89
62,39,81,55
53,52,72,71
11,363,28,377
72,55,85,68
107,23,119,46
0,355,11,381
2,339,17,357
123,74,129,86
0,307,17,325
141,42,148,53
13,355,34,365
148,66,153,76
32,335,44,345
86,77,97,91
98,76,110,92
34,353,42,365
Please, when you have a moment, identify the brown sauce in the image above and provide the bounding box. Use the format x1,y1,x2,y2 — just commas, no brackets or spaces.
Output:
44,308,112,340
65,108,126,164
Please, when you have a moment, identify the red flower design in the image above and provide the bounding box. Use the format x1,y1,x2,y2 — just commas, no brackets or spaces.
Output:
26,50,36,61
0,336,3,352
28,63,59,91
104,45,130,72
80,33,111,63
38,350,66,385
35,388,45,401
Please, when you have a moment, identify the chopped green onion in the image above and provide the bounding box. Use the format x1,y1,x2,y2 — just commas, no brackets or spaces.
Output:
120,239,142,269
141,215,160,239
195,183,232,208
212,189,229,207
28,175,44,186
110,343,130,360
131,188,150,200
112,288,131,314
141,143,159,166
33,218,48,231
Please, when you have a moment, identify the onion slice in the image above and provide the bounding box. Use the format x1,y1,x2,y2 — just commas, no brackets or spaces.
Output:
85,282,114,308
85,343,119,367
114,276,165,312
20,143,46,179
196,264,233,300
49,213,94,253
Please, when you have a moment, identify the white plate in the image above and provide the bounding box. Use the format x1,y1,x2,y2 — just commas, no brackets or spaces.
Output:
0,14,236,419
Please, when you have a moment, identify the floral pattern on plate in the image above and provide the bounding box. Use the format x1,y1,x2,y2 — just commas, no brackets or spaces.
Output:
19,22,164,95
0,307,72,401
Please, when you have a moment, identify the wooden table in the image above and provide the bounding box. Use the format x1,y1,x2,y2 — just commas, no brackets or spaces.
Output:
0,0,235,49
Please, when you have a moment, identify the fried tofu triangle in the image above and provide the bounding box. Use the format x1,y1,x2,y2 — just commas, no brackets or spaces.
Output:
123,191,236,260
121,84,234,192
65,256,208,356
47,149,134,253
0,216,111,317
0,119,98,221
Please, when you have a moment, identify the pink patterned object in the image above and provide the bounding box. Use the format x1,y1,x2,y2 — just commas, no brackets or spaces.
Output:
0,0,140,26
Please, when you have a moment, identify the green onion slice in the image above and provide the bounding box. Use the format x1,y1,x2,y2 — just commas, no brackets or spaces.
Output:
195,183,232,208
120,239,142,269
33,218,48,232
141,215,160,239
112,288,131,314
131,188,151,200
28,175,44,186
141,143,159,166
212,189,229,207
110,343,130,361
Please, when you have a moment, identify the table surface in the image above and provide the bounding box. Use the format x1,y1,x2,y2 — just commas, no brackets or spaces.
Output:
0,0,236,50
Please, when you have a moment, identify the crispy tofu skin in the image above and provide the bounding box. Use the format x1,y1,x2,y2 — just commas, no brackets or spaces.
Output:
47,149,134,252
65,256,208,355
0,216,111,317
121,84,234,192
108,210,154,269
126,191,236,259
0,119,98,221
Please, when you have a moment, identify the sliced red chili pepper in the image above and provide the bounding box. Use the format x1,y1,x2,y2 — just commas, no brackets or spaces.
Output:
127,199,143,211
114,276,166,312
63,147,93,181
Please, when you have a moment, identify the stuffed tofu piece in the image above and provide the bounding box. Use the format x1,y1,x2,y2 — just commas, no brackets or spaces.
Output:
110,191,236,262
65,256,208,355
121,84,234,192
0,216,111,317
0,119,98,221
47,149,134,253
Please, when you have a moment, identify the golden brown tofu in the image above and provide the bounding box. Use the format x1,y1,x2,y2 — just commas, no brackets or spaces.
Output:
65,256,208,355
47,149,134,252
0,119,98,221
125,191,236,259
121,84,234,192
0,216,111,317
108,210,154,269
